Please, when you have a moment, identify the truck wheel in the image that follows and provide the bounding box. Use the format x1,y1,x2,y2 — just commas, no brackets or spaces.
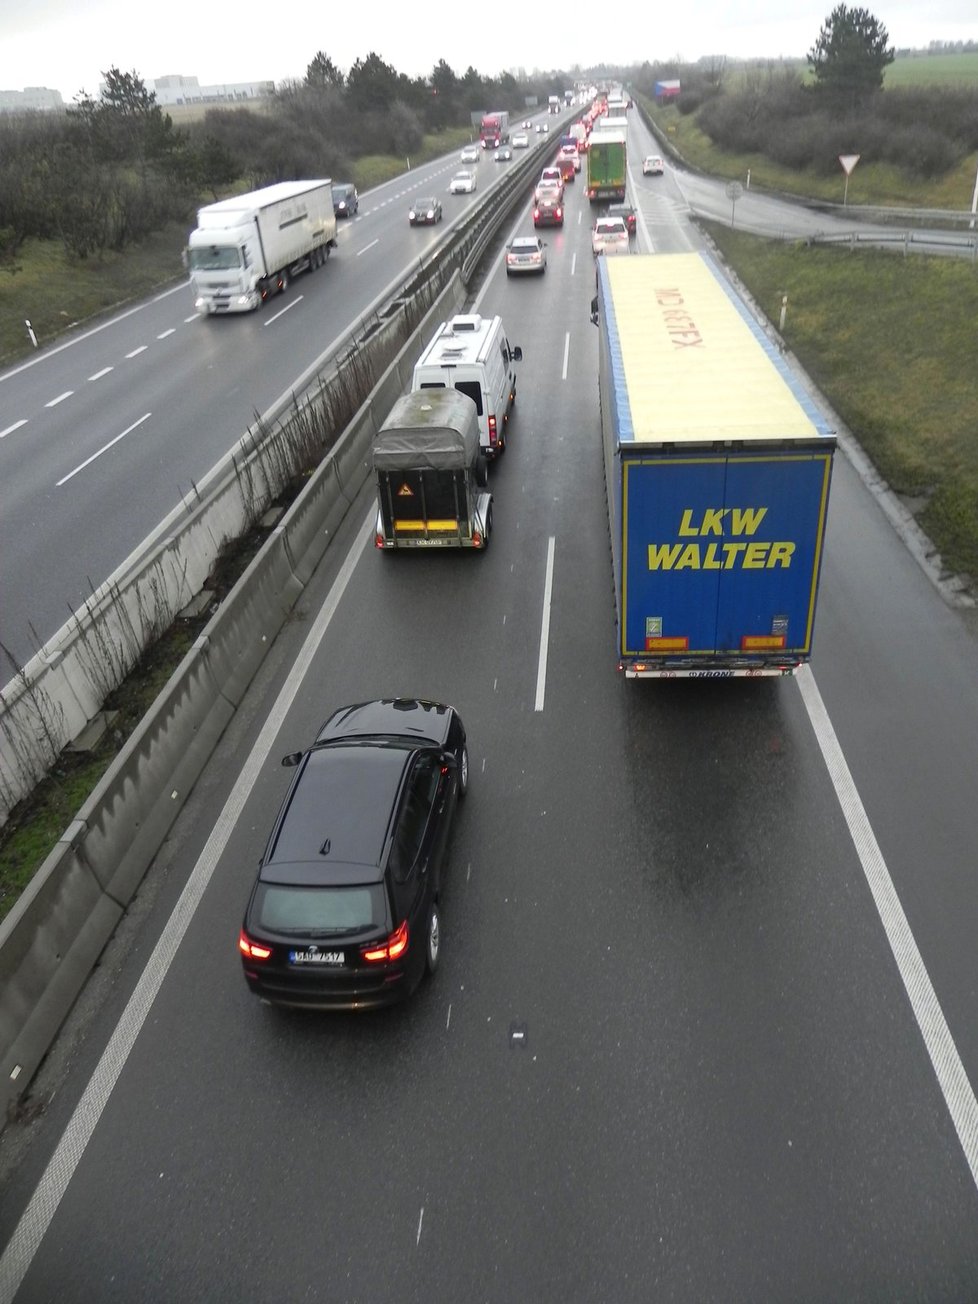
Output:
279,269,288,293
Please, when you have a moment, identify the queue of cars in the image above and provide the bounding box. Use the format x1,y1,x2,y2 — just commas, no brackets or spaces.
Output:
243,127,670,1010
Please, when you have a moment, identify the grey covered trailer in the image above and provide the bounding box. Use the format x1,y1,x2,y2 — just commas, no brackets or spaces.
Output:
373,390,493,549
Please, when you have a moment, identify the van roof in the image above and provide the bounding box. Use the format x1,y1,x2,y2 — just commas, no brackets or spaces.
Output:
416,314,505,368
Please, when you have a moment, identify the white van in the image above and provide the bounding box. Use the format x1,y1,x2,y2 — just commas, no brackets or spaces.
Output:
412,314,522,459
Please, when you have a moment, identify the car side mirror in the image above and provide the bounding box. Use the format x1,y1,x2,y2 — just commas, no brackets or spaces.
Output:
281,751,303,767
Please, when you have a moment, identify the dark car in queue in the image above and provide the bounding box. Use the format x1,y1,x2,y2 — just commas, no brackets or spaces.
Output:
533,190,564,228
409,197,443,225
239,698,468,1011
332,182,359,217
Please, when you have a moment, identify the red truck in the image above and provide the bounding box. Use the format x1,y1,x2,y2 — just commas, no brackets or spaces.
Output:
479,111,509,149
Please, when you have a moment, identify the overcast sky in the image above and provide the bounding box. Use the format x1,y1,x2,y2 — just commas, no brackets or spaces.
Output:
3,0,975,100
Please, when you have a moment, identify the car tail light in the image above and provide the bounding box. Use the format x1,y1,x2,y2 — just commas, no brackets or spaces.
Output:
239,930,272,961
533,207,540,220
556,206,563,219
488,414,497,446
362,919,409,963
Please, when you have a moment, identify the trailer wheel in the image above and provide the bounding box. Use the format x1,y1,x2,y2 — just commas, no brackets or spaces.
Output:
278,269,288,293
482,504,493,547
476,454,488,488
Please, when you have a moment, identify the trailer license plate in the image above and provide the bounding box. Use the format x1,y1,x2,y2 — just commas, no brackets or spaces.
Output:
289,949,345,965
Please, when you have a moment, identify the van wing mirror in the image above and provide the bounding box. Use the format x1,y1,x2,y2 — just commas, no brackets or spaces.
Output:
511,346,523,362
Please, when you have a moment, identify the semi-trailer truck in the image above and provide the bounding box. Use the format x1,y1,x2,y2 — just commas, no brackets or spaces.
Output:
187,181,337,314
480,111,510,148
596,252,835,678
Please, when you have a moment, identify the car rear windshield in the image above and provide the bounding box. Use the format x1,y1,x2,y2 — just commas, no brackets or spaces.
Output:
255,883,386,934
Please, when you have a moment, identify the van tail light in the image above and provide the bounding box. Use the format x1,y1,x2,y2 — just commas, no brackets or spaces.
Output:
488,414,498,446
239,930,272,961
362,919,409,963
375,532,385,549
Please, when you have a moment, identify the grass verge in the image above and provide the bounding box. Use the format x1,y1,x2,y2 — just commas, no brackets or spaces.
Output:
702,220,978,580
642,98,978,211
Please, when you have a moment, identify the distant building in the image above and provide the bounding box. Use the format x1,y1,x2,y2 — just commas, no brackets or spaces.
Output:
0,86,65,113
143,75,274,107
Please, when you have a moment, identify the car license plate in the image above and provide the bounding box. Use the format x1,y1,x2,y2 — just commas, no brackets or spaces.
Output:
289,948,345,965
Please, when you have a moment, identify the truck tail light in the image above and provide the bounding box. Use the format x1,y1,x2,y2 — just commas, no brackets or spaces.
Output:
375,532,385,549
362,920,409,964
488,414,498,445
239,930,272,961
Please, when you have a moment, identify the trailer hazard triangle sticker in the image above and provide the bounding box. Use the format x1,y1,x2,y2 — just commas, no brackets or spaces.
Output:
397,483,415,496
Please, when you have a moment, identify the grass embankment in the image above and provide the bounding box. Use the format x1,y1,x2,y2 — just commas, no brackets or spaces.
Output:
643,98,977,210
701,222,978,582
0,126,474,365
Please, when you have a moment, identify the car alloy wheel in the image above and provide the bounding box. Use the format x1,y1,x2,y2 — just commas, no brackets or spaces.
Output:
459,744,469,796
426,903,441,974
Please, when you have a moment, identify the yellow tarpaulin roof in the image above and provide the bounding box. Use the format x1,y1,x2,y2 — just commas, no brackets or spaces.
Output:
605,254,825,444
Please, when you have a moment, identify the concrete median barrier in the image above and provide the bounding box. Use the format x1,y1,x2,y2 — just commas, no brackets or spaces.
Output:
0,839,124,1108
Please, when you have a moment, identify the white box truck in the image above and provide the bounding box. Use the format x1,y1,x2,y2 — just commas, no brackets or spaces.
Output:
187,180,337,315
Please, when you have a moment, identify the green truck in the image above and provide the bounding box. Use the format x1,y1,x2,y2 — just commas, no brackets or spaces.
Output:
586,129,627,202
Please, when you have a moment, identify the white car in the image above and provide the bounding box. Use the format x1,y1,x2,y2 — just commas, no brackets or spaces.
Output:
505,236,547,276
592,217,631,256
494,145,512,162
460,145,480,163
512,132,530,149
642,155,665,176
449,169,478,194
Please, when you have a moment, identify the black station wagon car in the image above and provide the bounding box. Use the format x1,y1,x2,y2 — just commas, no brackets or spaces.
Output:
239,698,467,1010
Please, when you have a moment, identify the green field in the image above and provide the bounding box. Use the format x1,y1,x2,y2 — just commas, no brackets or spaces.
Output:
702,222,978,584
885,51,978,87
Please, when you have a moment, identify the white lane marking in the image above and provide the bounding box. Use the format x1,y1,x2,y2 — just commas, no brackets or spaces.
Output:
263,297,303,325
796,663,978,1192
157,329,176,339
183,314,198,323
416,1206,425,1246
56,413,152,486
0,420,27,439
0,282,189,384
88,367,113,381
534,536,556,712
0,508,375,1301
446,1004,452,1030
561,332,570,381
571,253,577,277
125,346,147,359
45,391,73,408
357,239,380,257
